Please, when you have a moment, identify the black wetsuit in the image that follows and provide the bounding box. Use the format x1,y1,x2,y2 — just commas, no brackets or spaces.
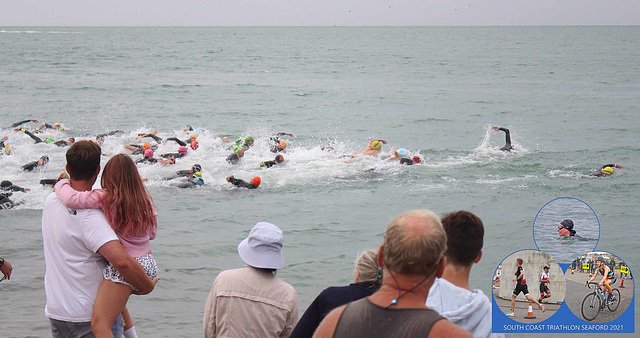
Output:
22,130,44,144
163,169,194,181
96,130,124,139
260,160,278,169
10,119,36,128
226,153,241,165
165,137,187,147
496,127,513,151
0,192,14,210
1,181,28,193
160,152,186,159
128,144,158,155
228,177,257,189
136,157,158,164
139,133,163,143
399,158,414,165
591,164,617,177
53,140,70,147
22,161,41,172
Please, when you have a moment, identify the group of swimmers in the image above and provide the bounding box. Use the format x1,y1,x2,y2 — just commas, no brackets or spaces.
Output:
0,120,625,210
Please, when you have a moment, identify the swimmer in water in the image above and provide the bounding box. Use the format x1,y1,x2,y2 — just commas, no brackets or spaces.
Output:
165,164,202,180
491,126,513,151
95,130,125,145
269,132,295,153
385,149,422,165
17,129,73,146
135,149,175,165
557,219,577,237
226,147,245,165
160,146,189,159
172,172,205,188
226,175,261,189
9,119,38,128
1,180,30,193
40,173,70,187
165,135,197,146
0,191,16,210
135,130,163,143
260,155,285,169
361,139,387,156
242,136,254,151
124,142,155,155
22,155,49,172
590,164,623,177
35,122,68,132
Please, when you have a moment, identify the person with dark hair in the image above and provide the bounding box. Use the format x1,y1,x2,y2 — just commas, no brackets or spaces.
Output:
557,219,576,236
539,266,552,303
226,147,244,165
491,126,513,151
426,211,498,338
42,141,156,337
590,163,623,177
315,210,471,338
291,250,382,338
1,180,30,193
260,155,285,169
203,222,298,338
22,155,49,172
505,258,545,317
226,175,260,189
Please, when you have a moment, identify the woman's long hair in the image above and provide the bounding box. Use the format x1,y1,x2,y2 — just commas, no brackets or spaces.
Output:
101,154,155,237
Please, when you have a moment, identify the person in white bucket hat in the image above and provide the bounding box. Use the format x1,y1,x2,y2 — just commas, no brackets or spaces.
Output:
203,222,298,338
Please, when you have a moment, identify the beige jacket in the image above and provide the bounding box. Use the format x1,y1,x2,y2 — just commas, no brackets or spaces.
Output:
204,266,298,338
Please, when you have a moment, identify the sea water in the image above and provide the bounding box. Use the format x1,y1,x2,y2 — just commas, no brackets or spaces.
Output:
1,27,639,337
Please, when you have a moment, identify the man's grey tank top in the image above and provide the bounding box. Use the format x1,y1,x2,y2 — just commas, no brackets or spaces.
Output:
333,297,444,338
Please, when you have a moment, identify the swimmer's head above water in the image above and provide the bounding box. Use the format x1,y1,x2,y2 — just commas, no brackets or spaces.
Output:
557,219,576,237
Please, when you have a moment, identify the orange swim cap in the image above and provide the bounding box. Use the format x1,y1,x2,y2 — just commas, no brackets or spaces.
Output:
190,135,197,141
279,141,287,149
143,143,151,150
250,176,261,187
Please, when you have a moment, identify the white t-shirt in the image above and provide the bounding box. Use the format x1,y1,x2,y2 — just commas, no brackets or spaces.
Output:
540,272,549,281
42,192,119,322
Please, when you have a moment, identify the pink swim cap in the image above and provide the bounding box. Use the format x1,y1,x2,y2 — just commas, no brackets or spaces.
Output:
178,146,188,154
144,149,154,158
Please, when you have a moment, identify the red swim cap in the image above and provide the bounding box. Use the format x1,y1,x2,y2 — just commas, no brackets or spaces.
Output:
412,155,421,164
250,176,261,187
190,140,199,150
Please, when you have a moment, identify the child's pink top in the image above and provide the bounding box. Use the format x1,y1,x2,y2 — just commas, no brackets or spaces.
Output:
54,179,157,257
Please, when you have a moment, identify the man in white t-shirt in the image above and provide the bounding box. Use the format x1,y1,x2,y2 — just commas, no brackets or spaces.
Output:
42,141,157,337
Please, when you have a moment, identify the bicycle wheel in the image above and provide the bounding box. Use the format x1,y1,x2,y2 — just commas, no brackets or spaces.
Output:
581,292,601,321
608,289,621,311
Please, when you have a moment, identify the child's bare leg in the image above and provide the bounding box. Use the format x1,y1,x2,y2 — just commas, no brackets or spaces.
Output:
122,306,134,330
92,280,133,338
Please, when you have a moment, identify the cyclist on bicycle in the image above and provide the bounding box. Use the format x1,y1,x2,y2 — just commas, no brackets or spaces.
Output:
586,256,617,302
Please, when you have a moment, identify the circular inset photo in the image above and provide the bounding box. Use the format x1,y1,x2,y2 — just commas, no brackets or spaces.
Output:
493,250,566,323
533,197,599,263
564,252,634,323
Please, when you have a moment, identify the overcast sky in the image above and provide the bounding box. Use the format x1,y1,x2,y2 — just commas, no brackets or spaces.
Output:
2,0,639,26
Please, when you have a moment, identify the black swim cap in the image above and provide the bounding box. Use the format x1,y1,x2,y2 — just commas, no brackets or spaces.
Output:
560,219,574,229
41,155,49,163
192,164,202,172
1,180,12,188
